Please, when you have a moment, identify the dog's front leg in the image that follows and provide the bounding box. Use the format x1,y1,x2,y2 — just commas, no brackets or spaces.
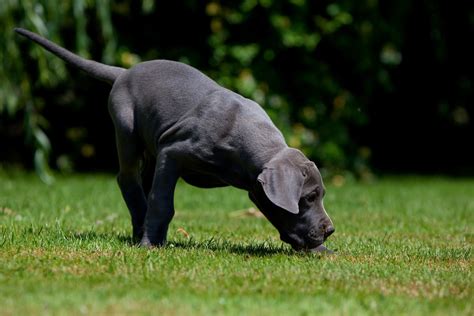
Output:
140,152,179,247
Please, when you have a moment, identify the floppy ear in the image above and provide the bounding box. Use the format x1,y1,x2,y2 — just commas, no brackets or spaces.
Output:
257,163,305,214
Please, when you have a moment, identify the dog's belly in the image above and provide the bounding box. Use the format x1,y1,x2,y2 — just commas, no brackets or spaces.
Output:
181,170,228,188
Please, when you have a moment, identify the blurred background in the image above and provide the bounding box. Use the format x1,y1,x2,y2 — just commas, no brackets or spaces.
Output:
1,0,473,183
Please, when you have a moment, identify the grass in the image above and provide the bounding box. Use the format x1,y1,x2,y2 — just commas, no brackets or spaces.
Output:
0,169,472,315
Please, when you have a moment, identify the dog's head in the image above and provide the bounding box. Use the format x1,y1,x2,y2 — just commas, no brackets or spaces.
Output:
249,148,334,251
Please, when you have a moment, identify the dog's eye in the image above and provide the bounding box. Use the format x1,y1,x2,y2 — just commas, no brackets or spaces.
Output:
305,190,318,203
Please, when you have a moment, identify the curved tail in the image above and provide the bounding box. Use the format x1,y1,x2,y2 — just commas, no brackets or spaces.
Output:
15,28,125,84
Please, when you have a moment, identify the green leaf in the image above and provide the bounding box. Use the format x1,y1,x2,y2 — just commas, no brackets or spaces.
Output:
34,149,54,185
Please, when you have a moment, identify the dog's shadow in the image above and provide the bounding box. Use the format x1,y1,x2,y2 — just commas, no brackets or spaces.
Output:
169,238,293,256
71,231,294,257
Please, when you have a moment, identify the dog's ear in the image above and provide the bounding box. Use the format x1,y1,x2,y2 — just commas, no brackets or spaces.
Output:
257,162,305,214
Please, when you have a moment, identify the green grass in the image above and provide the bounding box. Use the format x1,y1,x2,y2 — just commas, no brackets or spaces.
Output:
0,170,472,315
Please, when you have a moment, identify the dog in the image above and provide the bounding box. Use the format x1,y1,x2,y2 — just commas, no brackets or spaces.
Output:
15,28,335,252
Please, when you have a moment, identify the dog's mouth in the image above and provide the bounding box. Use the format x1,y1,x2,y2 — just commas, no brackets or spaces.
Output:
280,232,324,251
280,232,301,250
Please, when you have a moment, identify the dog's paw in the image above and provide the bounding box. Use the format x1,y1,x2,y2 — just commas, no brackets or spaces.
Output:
139,235,166,249
138,236,154,248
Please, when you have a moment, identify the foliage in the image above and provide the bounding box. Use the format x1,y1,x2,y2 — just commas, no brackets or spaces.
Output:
1,0,116,181
0,171,472,314
1,0,472,178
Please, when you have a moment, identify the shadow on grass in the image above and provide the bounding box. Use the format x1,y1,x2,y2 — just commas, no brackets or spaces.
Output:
9,225,308,257
169,238,294,257
70,230,294,256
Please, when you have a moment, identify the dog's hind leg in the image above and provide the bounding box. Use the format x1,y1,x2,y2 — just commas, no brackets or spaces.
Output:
115,129,148,242
140,151,155,199
110,92,148,242
140,149,179,247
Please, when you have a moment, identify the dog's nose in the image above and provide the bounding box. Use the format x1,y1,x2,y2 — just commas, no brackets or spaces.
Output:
324,225,335,239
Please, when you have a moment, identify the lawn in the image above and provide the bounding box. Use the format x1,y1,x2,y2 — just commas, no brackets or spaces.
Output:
0,170,472,315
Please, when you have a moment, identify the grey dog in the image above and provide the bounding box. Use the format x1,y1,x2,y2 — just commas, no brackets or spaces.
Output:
15,28,335,252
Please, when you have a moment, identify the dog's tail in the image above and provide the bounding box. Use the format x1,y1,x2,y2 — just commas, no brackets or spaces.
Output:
15,28,125,85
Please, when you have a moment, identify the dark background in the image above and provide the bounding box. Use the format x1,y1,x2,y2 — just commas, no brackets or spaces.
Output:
1,0,473,177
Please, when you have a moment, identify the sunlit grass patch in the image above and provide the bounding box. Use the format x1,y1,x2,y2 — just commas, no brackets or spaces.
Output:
0,171,472,315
